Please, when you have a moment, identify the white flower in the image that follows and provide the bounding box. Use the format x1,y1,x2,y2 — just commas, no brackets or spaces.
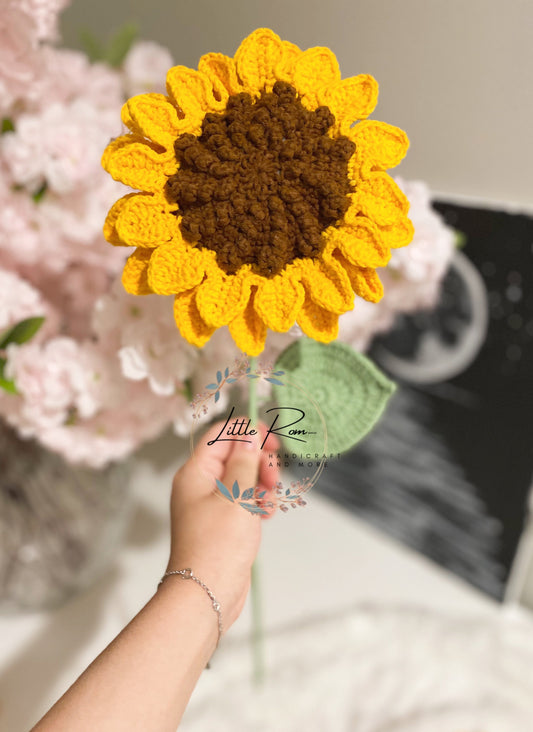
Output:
2,99,120,195
93,280,198,396
122,41,174,96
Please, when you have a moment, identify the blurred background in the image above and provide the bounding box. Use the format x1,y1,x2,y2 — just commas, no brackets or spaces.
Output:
60,0,533,209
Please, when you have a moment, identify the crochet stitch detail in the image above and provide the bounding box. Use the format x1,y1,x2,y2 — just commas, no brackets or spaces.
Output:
165,81,355,278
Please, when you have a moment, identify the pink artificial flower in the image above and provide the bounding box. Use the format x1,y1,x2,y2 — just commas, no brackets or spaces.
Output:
18,0,70,42
2,99,120,195
0,183,43,269
35,264,117,339
0,1,41,115
93,280,198,397
382,178,456,312
122,41,174,96
38,384,187,468
3,337,95,435
28,47,124,111
0,268,57,336
338,299,396,353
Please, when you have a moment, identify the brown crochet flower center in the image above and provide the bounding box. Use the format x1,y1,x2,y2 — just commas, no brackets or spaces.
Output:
165,81,356,278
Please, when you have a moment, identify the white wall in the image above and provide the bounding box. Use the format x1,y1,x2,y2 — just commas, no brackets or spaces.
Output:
61,0,533,209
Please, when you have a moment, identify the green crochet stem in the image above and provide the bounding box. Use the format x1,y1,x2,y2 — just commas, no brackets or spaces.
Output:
248,355,265,686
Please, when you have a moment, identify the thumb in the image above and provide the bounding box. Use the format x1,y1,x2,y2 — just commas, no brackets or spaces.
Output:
221,434,261,498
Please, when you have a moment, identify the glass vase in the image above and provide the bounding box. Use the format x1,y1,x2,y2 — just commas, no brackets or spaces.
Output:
0,421,131,613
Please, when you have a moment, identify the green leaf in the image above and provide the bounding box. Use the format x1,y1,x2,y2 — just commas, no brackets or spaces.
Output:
182,378,193,401
0,316,45,350
1,118,15,134
0,358,17,394
105,23,139,68
271,339,396,454
32,182,47,203
79,28,105,62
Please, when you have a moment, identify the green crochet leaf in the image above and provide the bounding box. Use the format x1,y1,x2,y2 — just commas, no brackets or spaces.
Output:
272,339,396,454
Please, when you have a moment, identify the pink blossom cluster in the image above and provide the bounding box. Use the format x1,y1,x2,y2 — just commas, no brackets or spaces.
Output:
0,1,194,467
0,1,455,467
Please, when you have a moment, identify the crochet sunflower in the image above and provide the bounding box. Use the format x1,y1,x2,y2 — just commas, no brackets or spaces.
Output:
102,28,413,356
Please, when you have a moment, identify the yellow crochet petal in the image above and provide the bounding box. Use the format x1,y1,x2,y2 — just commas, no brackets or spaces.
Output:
147,240,215,295
115,193,178,248
120,103,136,133
254,267,305,331
195,265,253,328
198,52,240,98
274,40,302,82
300,255,354,314
378,216,415,249
101,133,139,170
123,94,184,149
297,293,339,342
173,289,215,348
334,250,384,303
103,193,137,246
234,28,284,95
102,134,176,193
348,120,409,172
325,219,391,268
228,288,267,356
351,172,410,227
122,248,153,295
292,46,340,108
166,66,222,132
324,74,379,132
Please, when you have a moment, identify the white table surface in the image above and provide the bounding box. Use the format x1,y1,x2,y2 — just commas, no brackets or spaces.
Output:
0,431,527,731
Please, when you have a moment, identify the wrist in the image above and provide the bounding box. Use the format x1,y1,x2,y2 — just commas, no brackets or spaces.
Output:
156,572,220,651
166,554,250,629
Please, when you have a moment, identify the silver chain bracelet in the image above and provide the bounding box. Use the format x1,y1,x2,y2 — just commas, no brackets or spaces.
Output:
158,568,223,648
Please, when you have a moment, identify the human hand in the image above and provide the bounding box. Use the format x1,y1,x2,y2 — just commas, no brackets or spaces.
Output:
166,420,280,632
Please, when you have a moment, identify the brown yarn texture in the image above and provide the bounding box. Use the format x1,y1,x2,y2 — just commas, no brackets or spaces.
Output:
165,81,356,278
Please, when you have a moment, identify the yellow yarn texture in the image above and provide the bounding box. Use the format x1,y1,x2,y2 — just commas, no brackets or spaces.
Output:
102,28,413,356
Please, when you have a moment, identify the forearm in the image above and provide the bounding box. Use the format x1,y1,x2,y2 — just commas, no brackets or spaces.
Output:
32,578,218,732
